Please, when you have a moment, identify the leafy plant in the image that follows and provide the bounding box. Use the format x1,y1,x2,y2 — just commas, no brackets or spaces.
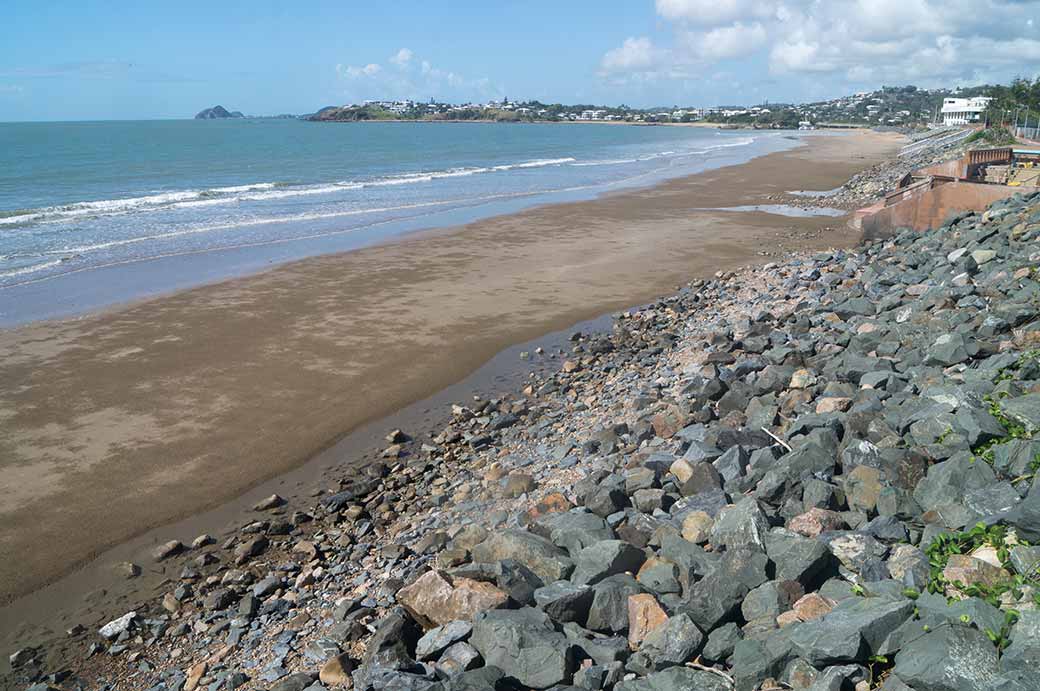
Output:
984,609,1020,655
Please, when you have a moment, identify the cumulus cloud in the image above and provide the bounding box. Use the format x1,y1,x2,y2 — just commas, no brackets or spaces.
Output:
338,63,382,78
389,48,413,68
601,37,661,72
602,0,1040,93
335,49,499,101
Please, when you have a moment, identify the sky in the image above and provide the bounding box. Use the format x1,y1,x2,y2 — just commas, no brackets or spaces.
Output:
1,0,1039,121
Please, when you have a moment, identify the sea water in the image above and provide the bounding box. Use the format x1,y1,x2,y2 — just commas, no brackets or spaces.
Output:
0,119,800,324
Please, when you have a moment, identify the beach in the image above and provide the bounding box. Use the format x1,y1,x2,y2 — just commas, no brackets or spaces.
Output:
0,130,902,647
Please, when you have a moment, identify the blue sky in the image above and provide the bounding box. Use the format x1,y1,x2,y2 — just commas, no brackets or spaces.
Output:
1,0,1038,121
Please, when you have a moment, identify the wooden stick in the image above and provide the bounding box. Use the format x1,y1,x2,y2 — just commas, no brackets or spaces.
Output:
761,427,792,452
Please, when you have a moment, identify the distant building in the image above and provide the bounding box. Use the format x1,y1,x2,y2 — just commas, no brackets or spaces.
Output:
940,97,992,125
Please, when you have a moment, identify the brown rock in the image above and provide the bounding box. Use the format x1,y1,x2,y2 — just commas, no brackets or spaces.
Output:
788,508,844,538
397,570,508,629
776,610,801,628
651,405,684,439
114,561,141,579
789,369,817,389
253,494,285,511
844,465,883,513
523,492,574,524
943,554,1011,596
320,653,356,686
184,661,207,691
627,593,668,648
791,593,836,622
669,458,695,485
815,397,852,414
233,536,269,565
504,472,536,498
153,540,185,562
681,511,714,544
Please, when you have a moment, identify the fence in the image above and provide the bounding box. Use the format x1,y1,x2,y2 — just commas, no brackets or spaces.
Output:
898,128,973,157
1015,126,1040,140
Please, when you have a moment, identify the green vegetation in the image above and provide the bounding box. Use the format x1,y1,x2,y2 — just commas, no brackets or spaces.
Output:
924,522,1037,608
966,127,1017,146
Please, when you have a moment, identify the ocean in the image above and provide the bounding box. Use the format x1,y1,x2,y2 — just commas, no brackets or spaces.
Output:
0,119,800,324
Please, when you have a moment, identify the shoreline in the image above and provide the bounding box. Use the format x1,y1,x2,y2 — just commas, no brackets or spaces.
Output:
0,131,902,636
0,127,800,329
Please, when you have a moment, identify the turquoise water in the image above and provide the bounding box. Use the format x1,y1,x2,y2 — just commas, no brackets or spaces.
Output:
0,120,799,324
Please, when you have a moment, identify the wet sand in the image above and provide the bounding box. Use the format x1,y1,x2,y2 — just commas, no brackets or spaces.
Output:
0,130,903,623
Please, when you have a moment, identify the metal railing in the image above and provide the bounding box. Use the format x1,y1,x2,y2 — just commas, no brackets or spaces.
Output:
898,128,973,157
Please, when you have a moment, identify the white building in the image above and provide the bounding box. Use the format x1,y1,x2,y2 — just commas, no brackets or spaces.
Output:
940,97,992,125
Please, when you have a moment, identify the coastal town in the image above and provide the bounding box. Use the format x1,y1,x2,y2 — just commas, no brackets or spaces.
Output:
300,80,1040,133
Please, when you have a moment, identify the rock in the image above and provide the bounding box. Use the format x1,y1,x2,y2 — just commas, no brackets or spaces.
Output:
702,622,741,663
153,540,185,561
319,654,356,686
436,641,481,676
254,494,286,510
844,465,883,513
471,530,574,583
765,530,835,585
941,555,1010,597
789,597,913,666
504,472,536,497
397,570,508,629
184,661,208,691
893,624,998,691
113,561,141,579
415,620,472,660
614,667,730,691
681,548,767,630
587,574,645,633
636,558,682,595
680,511,714,543
534,580,594,624
790,369,818,389
627,593,669,647
98,611,136,639
791,592,836,621
789,508,844,538
1001,394,1040,436
925,334,975,366
638,613,704,671
469,608,574,689
234,535,269,564
709,497,769,551
271,674,316,691
571,540,646,586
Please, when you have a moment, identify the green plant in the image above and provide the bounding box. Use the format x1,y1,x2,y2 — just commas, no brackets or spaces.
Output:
925,523,1019,605
851,583,866,597
984,609,1020,655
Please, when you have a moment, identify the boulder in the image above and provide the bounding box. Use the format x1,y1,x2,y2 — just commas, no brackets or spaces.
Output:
571,540,646,586
469,608,575,689
396,570,509,629
471,530,574,583
893,624,999,691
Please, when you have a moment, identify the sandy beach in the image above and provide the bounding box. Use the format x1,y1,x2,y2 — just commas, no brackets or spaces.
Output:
0,129,902,623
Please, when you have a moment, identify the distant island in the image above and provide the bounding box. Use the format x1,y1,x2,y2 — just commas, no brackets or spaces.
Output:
194,105,245,120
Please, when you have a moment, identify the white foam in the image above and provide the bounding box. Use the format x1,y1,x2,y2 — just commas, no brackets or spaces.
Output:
0,258,64,278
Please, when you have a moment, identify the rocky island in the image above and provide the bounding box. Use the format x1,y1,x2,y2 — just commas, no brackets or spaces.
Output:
194,105,245,120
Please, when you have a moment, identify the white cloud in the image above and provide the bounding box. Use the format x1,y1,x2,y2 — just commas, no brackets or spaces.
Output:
390,48,413,68
602,0,1040,93
335,50,499,102
654,0,767,26
694,22,767,59
600,37,661,72
338,63,382,78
